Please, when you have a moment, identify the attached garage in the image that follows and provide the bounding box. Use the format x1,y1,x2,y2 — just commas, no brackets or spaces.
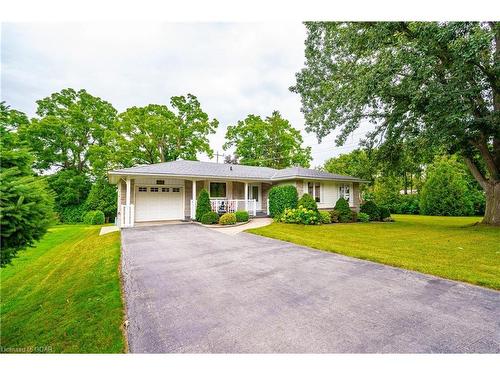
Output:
135,185,184,222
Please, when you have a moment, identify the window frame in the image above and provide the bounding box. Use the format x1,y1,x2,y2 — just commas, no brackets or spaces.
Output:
339,184,351,203
209,182,227,198
306,181,322,203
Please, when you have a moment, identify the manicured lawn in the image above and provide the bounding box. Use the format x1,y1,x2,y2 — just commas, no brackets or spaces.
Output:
247,215,500,290
0,225,125,353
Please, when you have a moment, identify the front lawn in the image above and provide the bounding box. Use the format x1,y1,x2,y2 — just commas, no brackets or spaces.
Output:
247,215,500,290
0,225,125,353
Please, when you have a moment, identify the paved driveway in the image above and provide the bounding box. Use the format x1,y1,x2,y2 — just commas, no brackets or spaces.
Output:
121,224,499,353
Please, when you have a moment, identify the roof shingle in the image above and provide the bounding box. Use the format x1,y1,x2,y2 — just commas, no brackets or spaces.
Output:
108,160,365,182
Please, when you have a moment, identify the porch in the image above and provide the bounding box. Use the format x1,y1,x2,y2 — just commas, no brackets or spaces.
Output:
118,177,271,228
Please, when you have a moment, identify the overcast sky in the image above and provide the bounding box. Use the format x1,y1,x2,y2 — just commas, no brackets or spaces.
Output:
1,22,370,167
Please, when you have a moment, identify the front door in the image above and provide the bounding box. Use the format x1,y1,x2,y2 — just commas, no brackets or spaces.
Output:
249,184,261,211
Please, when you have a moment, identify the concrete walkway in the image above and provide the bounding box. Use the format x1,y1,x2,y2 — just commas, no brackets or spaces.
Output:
208,217,273,235
120,224,500,353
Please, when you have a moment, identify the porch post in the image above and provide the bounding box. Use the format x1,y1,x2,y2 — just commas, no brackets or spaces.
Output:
244,182,248,211
125,177,131,227
126,177,131,206
192,180,197,219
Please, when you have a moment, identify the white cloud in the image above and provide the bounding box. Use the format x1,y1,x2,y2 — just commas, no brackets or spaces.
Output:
1,22,371,166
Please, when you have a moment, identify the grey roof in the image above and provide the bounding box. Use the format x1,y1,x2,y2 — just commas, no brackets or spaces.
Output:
108,160,366,182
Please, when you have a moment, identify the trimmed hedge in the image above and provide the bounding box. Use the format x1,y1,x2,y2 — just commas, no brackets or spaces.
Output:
59,204,86,223
196,188,212,221
268,185,298,218
83,210,105,225
219,213,237,225
334,198,353,223
298,193,318,212
360,200,380,221
201,211,219,224
235,210,249,222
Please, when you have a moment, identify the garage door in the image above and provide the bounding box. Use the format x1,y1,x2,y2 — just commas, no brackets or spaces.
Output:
135,186,184,222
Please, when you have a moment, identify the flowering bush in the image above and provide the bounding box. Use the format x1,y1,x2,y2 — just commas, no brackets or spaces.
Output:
219,213,237,225
279,205,320,225
319,210,331,224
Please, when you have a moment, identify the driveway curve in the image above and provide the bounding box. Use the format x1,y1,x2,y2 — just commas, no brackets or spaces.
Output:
120,224,499,353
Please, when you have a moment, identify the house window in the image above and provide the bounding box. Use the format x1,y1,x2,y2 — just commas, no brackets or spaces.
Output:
339,184,350,202
172,187,180,193
161,187,169,192
209,182,226,198
150,187,159,192
307,182,322,203
156,179,165,185
138,187,147,192
314,182,321,203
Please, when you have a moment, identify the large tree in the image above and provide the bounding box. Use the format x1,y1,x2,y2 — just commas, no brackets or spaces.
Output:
292,22,500,225
21,88,117,177
223,111,312,169
112,95,218,166
323,149,377,184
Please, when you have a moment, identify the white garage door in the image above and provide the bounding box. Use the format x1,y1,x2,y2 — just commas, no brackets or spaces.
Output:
135,186,184,222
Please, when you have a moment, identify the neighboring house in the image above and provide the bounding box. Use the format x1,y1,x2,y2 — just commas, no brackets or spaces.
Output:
108,160,366,227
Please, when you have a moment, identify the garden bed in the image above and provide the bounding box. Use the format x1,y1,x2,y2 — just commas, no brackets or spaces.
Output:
194,220,250,228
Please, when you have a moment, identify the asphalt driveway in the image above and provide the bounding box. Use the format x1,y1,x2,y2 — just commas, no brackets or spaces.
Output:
120,224,499,353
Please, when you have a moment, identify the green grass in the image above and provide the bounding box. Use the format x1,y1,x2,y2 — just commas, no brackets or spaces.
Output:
0,225,125,353
247,215,500,290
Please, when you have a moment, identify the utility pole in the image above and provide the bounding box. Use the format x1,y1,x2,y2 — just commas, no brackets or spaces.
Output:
214,151,224,163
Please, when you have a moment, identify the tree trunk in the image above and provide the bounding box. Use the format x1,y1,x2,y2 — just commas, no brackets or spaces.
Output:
482,181,500,225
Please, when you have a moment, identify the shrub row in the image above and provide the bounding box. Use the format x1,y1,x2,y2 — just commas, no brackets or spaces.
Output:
200,210,249,225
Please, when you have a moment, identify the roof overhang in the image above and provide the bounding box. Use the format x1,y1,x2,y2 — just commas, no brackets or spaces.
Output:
108,170,369,185
107,171,274,184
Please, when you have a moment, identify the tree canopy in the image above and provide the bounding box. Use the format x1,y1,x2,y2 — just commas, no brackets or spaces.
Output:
20,88,117,176
112,95,218,166
223,111,312,169
323,149,376,184
292,22,500,224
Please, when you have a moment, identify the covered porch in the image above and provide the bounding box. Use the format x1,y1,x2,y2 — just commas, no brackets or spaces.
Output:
117,176,271,228
188,179,271,219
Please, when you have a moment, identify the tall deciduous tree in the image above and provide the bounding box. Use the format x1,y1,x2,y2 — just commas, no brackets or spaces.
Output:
323,149,377,184
292,22,500,225
223,111,312,169
112,94,218,166
21,88,117,177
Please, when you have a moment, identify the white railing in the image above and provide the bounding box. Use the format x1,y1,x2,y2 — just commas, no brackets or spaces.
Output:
190,199,257,218
120,204,135,228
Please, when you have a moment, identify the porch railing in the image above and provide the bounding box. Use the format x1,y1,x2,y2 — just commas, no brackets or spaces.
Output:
190,199,257,218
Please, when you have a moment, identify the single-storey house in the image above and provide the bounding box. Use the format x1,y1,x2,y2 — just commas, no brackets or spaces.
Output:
108,160,366,227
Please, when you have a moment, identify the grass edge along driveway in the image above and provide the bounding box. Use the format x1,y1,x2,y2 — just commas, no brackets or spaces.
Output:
247,215,500,290
0,225,125,353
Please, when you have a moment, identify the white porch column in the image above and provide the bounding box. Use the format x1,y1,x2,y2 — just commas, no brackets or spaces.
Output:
125,177,131,206
125,177,131,227
244,182,248,211
192,180,197,219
